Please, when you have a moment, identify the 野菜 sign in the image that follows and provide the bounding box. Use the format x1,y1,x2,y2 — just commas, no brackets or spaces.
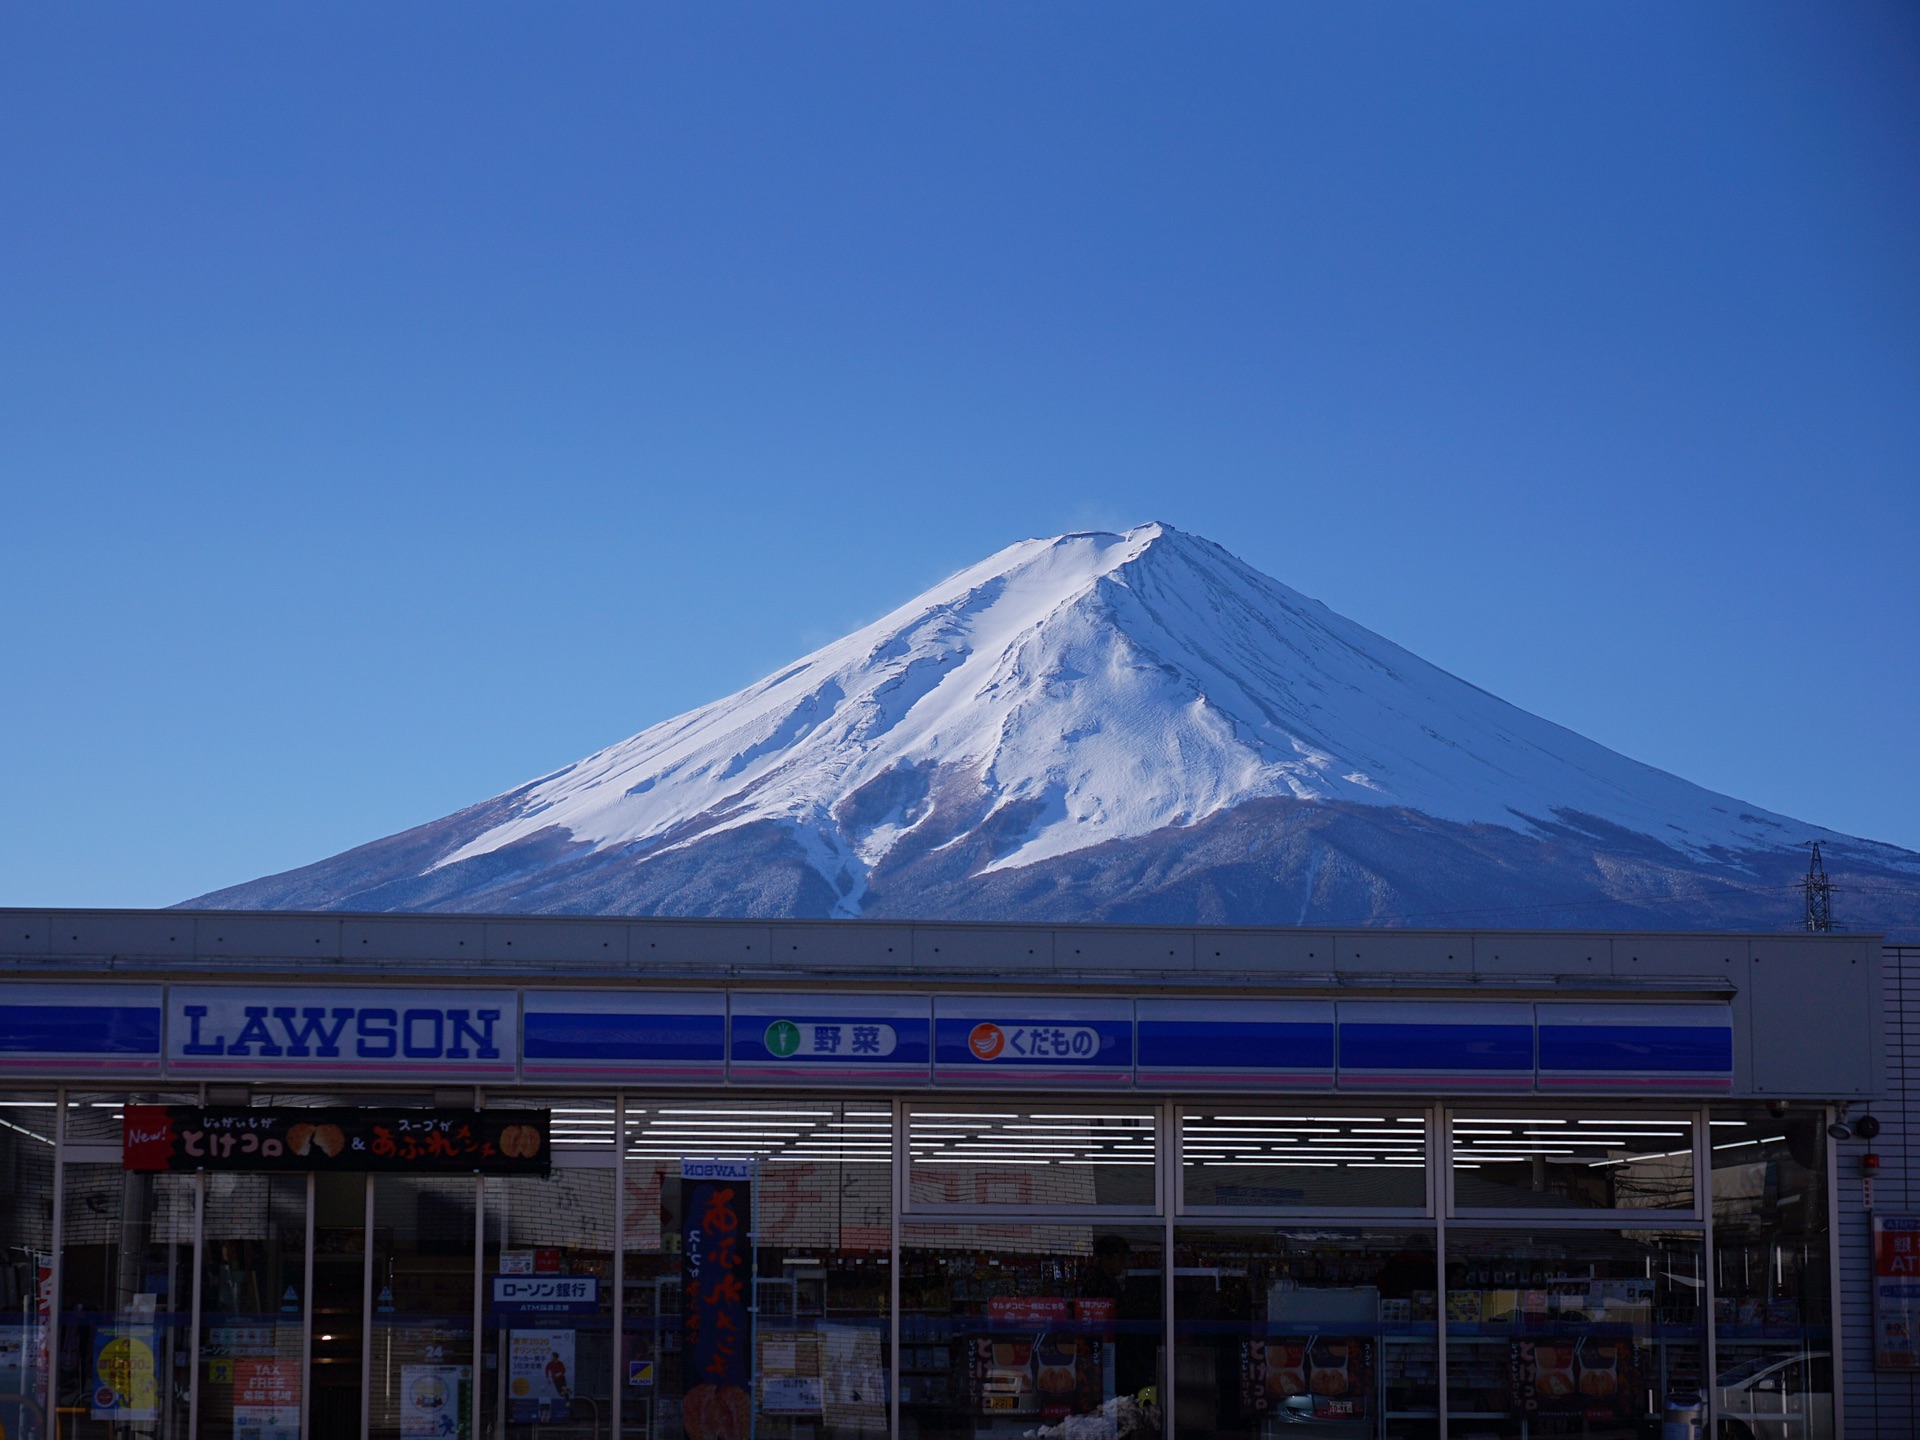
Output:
727,994,931,1083
122,1106,550,1175
763,1020,897,1058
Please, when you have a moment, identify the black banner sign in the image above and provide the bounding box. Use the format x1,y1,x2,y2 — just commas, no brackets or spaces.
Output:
123,1105,550,1174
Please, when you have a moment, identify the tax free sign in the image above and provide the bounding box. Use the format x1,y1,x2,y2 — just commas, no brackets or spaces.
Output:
168,986,518,1080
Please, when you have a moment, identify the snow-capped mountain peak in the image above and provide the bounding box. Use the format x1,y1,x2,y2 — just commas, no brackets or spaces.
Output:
406,522,1830,916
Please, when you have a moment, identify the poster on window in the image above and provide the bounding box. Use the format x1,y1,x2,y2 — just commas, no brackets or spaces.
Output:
92,1325,160,1421
822,1323,889,1433
1509,1339,1637,1418
508,1330,575,1422
965,1297,1111,1420
1239,1337,1375,1423
681,1159,752,1440
1874,1214,1920,1368
757,1331,824,1416
399,1364,469,1439
234,1358,301,1440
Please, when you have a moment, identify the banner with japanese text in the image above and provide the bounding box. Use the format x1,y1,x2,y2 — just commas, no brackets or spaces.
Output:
681,1159,752,1440
122,1106,549,1174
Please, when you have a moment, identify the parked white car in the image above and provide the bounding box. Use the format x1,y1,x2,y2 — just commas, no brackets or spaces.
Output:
1716,1353,1833,1440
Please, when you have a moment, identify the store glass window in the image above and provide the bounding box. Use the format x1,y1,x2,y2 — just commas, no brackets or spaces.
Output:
621,1099,892,1439
1710,1106,1833,1440
908,1108,1157,1211
63,1094,146,1148
1442,1228,1706,1440
368,1176,478,1440
1172,1228,1436,1440
1181,1109,1427,1210
483,1167,617,1437
0,1094,56,1440
1450,1112,1695,1212
900,1222,1162,1440
196,1173,305,1440
59,1164,197,1439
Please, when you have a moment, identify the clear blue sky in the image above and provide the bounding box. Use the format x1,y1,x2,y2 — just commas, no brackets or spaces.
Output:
3,4,1917,908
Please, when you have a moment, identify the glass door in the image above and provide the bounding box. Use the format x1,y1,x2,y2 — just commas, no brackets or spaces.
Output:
483,1170,616,1438
0,1094,56,1440
196,1174,306,1439
368,1177,478,1440
311,1174,366,1440
58,1165,196,1439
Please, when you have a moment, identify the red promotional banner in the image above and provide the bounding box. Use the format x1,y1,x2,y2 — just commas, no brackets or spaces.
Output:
123,1105,550,1174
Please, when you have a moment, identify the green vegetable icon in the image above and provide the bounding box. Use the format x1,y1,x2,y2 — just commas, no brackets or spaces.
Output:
765,1020,801,1058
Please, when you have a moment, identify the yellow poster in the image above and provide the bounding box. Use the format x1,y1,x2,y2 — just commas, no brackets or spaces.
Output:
92,1327,160,1421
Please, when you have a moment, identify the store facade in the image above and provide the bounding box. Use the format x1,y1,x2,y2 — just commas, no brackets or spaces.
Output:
0,913,1879,1440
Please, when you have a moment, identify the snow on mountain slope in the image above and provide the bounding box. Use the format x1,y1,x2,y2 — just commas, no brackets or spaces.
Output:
405,522,1842,917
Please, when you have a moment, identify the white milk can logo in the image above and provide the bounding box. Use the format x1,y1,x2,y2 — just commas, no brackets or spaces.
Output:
762,1019,896,1059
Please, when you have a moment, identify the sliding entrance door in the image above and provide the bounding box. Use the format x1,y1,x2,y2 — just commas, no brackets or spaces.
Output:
195,1173,306,1439
311,1174,365,1439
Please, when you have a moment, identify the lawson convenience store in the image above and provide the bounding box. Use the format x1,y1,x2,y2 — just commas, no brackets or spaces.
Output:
0,911,1880,1440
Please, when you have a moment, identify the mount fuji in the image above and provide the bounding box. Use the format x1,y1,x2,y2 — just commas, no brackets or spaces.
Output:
190,524,1920,933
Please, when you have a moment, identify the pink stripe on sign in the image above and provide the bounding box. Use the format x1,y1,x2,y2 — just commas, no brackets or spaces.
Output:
1344,1082,1536,1090
522,1064,720,1079
1537,1074,1732,1090
938,1069,1134,1085
170,1058,516,1076
1136,1070,1335,1087
0,1057,159,1070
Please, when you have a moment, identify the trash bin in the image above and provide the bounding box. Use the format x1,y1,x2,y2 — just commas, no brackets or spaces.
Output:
1662,1390,1705,1440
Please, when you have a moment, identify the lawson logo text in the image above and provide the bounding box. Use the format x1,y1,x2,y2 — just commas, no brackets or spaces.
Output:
177,1003,503,1061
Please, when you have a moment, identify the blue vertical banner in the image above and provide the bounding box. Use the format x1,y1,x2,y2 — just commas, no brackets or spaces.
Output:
680,1159,752,1438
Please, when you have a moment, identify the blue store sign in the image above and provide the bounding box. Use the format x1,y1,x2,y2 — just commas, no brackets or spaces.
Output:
0,983,1736,1092
522,991,724,1083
